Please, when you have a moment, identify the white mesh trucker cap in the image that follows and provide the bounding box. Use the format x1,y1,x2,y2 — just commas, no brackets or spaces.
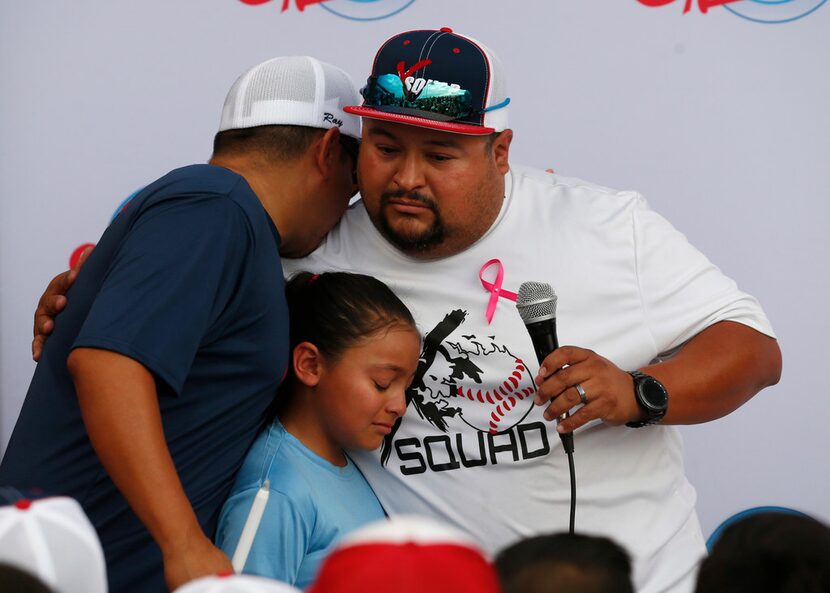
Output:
219,56,361,140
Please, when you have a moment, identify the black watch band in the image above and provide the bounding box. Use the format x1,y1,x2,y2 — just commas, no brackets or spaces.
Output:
626,370,668,428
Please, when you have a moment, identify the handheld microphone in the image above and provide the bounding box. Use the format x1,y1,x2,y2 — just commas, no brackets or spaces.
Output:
516,281,574,453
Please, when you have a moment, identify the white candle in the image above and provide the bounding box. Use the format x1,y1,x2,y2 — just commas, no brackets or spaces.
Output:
231,479,270,572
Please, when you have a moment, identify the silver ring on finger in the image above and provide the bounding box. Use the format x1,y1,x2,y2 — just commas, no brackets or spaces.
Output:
575,383,588,405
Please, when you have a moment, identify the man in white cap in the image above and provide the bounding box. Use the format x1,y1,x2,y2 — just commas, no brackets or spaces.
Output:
285,27,782,593
1,56,360,593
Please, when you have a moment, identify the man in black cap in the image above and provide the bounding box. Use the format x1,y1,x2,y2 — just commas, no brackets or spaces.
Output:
288,27,781,593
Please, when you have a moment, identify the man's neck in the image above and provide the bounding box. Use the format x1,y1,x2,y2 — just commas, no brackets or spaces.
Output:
209,154,295,227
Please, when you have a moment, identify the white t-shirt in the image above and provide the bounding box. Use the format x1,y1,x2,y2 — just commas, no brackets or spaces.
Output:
284,165,775,593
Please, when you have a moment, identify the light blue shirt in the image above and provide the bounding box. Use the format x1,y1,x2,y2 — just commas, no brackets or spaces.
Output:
215,419,386,589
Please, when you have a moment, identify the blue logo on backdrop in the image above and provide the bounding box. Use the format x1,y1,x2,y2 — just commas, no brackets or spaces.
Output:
319,0,416,21
724,0,828,23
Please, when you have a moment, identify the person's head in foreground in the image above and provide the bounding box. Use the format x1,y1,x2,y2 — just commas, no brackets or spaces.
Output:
174,573,301,593
0,497,107,593
0,563,57,593
344,27,514,259
695,511,830,593
211,55,361,257
494,532,635,593
308,515,502,593
277,272,420,464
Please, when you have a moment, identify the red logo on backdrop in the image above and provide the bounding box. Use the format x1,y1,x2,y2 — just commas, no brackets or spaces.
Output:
640,0,828,23
239,0,415,21
238,0,417,20
239,0,330,10
69,243,96,269
638,0,743,14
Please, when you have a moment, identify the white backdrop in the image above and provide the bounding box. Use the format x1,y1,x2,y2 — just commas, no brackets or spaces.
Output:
2,0,828,538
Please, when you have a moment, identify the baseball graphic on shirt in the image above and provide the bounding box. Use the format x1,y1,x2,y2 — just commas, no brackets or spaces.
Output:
417,332,536,434
389,308,537,443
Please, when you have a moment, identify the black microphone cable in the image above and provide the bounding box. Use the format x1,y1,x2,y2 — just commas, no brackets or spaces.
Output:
516,281,576,535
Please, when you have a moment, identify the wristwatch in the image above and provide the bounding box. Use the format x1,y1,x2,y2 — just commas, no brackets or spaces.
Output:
626,370,668,428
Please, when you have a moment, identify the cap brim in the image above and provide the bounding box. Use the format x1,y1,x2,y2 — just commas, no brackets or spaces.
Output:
344,105,494,136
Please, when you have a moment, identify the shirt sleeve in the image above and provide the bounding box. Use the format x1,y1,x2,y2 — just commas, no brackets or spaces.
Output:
632,194,776,356
73,193,254,394
215,486,311,585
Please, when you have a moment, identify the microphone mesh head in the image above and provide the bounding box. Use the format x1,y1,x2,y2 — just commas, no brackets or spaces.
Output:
516,281,557,323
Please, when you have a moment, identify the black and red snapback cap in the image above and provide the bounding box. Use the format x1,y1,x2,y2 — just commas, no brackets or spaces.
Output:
344,27,510,135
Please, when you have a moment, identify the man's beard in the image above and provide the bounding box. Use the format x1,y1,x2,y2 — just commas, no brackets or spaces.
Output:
377,190,445,254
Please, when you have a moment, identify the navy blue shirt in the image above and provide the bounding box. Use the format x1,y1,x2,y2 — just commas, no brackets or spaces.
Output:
0,164,289,593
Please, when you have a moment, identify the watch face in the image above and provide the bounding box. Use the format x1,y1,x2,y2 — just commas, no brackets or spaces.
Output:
640,378,668,410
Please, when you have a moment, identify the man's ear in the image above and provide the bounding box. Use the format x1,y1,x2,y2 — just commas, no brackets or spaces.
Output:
292,342,323,387
491,129,513,175
312,127,342,179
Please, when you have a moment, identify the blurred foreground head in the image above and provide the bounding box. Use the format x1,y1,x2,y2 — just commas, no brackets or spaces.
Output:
0,562,57,593
695,511,830,593
494,532,634,593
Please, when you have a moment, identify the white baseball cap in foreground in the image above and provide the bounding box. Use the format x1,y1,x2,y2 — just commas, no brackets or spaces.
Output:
0,497,107,593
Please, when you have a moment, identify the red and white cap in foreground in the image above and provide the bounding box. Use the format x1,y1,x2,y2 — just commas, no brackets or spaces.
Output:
308,515,502,593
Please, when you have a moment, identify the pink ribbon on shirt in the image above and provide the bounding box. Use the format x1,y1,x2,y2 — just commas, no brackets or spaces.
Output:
479,259,518,324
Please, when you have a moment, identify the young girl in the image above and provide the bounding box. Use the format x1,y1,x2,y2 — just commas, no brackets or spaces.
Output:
214,272,420,589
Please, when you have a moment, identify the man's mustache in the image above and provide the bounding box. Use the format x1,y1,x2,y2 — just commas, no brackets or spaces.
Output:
380,190,438,210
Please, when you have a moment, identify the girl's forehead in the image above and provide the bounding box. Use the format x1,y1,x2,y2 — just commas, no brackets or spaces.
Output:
338,325,420,367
